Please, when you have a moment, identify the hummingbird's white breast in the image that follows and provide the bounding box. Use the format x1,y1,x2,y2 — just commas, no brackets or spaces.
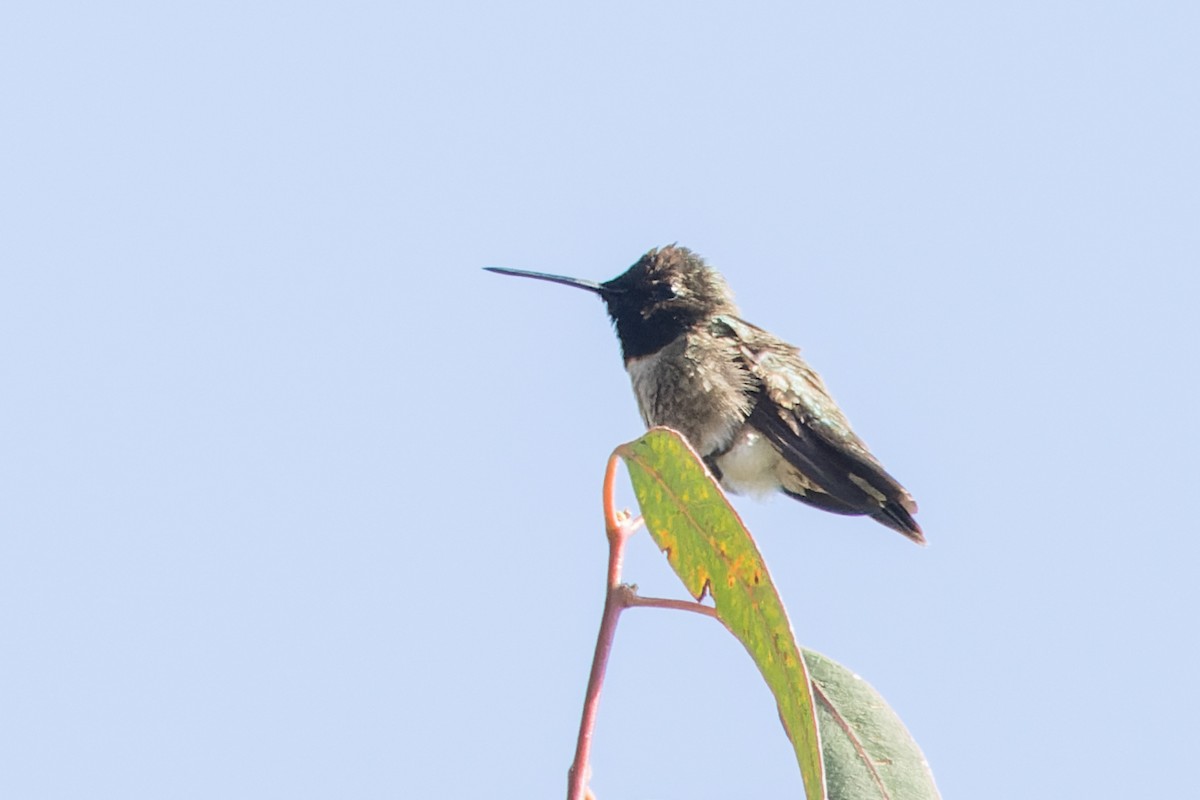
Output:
624,328,791,499
625,344,741,456
627,348,788,496
711,429,789,496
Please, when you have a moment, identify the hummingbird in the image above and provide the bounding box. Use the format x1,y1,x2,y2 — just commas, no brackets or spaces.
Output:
485,245,924,544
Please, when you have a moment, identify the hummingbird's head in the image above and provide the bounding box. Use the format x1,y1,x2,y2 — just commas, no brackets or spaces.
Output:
600,245,739,359
483,244,739,361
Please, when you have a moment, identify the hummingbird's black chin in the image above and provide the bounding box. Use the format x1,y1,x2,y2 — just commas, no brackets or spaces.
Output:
483,267,612,296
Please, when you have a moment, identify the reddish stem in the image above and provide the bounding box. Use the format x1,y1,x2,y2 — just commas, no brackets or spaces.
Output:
566,452,637,800
625,594,718,618
565,452,714,799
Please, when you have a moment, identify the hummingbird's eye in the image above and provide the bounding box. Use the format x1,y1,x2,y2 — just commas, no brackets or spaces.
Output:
651,282,678,302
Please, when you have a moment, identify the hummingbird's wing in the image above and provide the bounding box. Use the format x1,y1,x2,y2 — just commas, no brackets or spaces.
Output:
715,316,924,543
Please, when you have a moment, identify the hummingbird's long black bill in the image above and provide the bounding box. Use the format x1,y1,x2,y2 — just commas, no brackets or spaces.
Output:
483,267,609,295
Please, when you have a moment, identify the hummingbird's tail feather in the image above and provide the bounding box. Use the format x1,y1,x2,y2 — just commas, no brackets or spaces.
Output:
782,486,926,545
748,401,925,545
781,486,862,515
871,503,926,545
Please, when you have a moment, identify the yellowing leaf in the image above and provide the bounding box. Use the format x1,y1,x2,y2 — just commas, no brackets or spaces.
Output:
618,428,826,800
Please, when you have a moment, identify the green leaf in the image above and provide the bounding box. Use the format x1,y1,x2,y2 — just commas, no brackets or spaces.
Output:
618,428,826,800
807,650,941,800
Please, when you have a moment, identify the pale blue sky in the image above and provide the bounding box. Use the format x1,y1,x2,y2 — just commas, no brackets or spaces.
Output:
3,2,1198,798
